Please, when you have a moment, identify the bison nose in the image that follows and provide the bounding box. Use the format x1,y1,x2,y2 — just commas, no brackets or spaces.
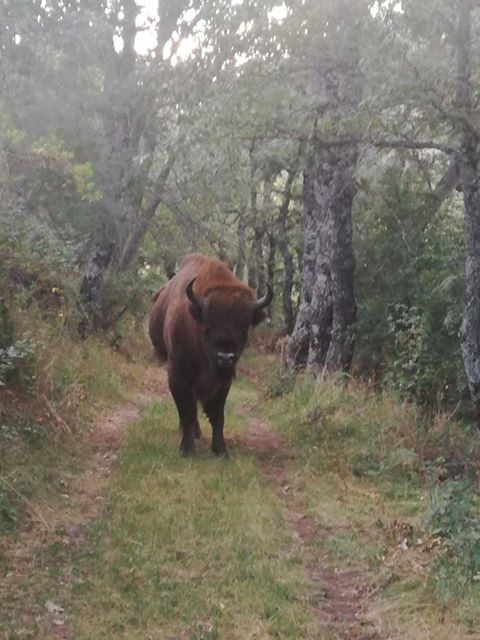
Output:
216,352,236,368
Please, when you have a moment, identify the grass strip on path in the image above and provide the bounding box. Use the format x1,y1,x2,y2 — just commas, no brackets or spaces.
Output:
70,379,312,639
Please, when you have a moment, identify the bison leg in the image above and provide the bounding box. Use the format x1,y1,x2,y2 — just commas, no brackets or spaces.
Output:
203,388,230,457
194,419,202,439
169,381,198,456
178,418,201,438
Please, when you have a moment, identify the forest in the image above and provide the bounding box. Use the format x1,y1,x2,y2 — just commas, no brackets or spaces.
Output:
2,0,480,638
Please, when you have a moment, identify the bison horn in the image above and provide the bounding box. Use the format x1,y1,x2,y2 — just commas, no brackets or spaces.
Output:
186,278,207,311
252,283,274,311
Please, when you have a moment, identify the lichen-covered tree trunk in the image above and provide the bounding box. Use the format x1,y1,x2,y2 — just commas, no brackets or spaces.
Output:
302,143,357,373
277,166,297,335
455,0,480,426
287,0,362,372
319,146,357,372
461,151,480,425
287,169,318,365
235,208,247,281
288,58,359,372
78,243,115,338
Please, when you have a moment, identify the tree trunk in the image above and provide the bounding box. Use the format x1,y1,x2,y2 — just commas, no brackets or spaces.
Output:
78,242,115,338
247,180,260,290
287,5,360,372
266,232,276,320
103,0,141,240
288,140,357,373
115,156,175,273
76,1,140,335
235,208,247,280
455,0,480,426
246,140,267,292
287,168,318,365
460,151,480,426
307,143,357,373
260,175,275,297
277,166,297,335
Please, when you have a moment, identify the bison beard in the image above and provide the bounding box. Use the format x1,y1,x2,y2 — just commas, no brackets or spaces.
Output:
148,253,273,457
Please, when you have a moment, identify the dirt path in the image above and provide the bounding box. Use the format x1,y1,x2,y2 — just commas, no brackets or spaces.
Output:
244,416,379,640
1,366,169,639
3,364,382,639
52,367,378,638
51,365,168,543
48,366,170,637
58,369,377,639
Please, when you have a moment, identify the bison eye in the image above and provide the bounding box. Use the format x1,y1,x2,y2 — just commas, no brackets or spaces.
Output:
204,327,212,339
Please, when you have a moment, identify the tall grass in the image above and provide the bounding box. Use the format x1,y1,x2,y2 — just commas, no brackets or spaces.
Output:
0,305,134,536
260,359,480,630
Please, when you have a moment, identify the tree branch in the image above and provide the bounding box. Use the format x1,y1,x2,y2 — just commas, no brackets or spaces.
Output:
238,131,457,154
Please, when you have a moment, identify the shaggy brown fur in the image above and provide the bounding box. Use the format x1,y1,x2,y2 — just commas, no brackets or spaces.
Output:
148,253,271,456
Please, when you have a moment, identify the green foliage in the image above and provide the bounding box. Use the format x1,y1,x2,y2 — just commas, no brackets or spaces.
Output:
355,163,466,406
0,336,37,386
268,369,424,482
263,363,480,612
427,480,480,605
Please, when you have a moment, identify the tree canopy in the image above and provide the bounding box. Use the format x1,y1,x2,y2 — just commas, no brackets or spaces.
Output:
1,0,480,417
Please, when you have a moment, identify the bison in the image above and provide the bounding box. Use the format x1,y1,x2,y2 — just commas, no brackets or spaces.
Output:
149,253,273,457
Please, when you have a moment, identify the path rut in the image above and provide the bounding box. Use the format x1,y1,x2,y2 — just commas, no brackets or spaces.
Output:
243,415,379,640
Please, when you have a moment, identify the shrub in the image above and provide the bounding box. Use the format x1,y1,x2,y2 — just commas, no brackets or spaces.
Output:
0,337,37,386
426,479,480,605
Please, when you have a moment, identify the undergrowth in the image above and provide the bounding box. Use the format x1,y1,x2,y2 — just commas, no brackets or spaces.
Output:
256,353,480,629
0,301,144,537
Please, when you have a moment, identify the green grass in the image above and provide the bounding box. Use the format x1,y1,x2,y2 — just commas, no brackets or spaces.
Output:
70,386,310,639
3,346,480,639
0,309,133,533
257,357,480,638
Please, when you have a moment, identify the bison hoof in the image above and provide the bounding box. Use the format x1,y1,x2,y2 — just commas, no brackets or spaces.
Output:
179,439,195,456
179,446,194,457
212,446,230,459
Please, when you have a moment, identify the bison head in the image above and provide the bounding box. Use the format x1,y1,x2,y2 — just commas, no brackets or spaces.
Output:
186,278,273,371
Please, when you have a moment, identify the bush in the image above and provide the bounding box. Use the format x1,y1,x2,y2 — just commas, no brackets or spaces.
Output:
354,164,466,408
426,479,480,605
0,336,37,387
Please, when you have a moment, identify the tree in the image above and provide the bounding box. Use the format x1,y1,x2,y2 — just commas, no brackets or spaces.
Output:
0,0,192,332
454,0,480,425
287,0,364,373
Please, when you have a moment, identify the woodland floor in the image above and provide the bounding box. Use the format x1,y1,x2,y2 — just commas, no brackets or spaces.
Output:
1,356,479,639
